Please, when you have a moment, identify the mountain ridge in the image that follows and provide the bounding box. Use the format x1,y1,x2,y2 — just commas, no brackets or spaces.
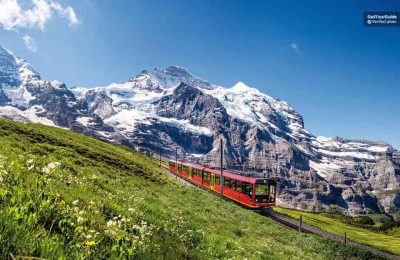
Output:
0,45,398,215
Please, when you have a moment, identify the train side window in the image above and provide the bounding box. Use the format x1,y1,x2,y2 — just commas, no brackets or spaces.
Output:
229,179,235,189
242,182,252,199
230,180,236,190
223,177,231,188
235,180,243,192
204,171,210,184
215,175,220,185
229,179,234,189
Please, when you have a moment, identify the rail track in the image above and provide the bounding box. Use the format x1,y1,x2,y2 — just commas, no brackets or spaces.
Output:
261,209,400,259
259,209,308,232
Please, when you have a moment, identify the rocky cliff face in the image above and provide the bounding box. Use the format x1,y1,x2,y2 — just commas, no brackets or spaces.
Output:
0,46,399,215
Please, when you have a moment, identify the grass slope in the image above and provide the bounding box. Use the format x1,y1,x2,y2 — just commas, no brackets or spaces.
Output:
0,119,382,259
275,207,400,255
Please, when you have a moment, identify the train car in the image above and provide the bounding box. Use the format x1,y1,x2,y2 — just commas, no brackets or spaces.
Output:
168,160,276,209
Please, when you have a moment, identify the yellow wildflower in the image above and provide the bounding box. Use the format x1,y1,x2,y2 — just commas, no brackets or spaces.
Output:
84,240,96,246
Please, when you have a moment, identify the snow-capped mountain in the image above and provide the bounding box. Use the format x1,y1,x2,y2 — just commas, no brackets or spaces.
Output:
0,45,399,215
128,65,216,91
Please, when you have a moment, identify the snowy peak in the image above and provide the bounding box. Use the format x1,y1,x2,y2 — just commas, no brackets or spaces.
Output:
0,46,21,88
17,58,41,84
0,46,40,88
205,80,307,142
127,65,216,91
230,81,258,93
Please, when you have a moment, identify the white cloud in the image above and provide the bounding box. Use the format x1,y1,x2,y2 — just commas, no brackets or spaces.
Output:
0,0,80,31
50,2,79,26
290,43,302,56
22,35,37,52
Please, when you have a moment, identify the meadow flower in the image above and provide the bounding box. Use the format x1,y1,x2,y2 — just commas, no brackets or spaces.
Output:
107,220,116,227
84,241,96,246
72,200,79,205
27,159,34,165
42,162,61,173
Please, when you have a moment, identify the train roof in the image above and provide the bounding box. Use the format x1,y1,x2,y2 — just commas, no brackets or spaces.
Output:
177,161,275,184
182,162,204,171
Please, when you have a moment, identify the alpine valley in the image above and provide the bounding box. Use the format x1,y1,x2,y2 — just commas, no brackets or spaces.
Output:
0,46,399,215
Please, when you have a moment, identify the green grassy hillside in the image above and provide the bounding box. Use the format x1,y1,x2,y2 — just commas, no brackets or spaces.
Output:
0,119,382,259
275,207,400,255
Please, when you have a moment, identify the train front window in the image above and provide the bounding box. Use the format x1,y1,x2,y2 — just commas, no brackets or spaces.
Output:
270,184,276,202
255,183,269,203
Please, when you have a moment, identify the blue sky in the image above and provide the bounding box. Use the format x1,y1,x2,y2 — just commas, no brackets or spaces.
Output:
0,0,399,148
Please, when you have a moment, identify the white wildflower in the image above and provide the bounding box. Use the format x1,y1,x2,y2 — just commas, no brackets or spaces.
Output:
42,162,61,173
107,220,116,227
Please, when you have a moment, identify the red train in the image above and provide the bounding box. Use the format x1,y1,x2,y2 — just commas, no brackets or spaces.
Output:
168,161,276,208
